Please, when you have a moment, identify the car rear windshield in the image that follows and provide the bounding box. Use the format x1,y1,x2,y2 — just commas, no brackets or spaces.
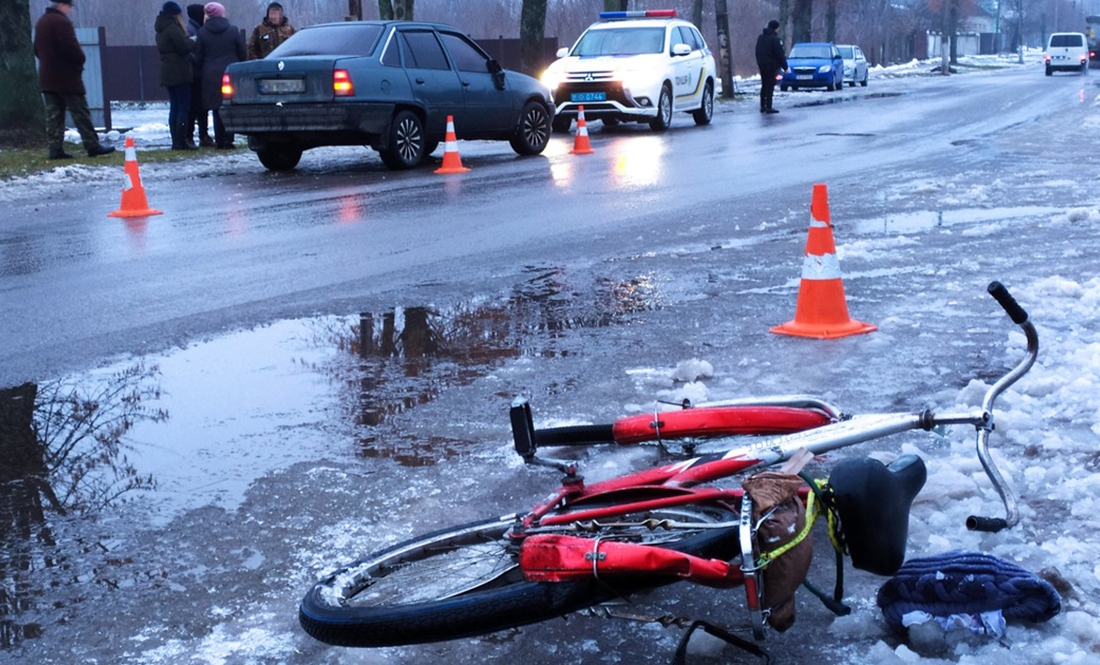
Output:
268,24,384,57
1049,34,1083,47
790,44,833,59
573,27,665,56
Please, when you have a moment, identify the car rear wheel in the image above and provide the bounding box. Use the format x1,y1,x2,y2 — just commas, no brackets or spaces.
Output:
649,84,673,131
380,110,425,170
509,101,551,156
692,80,714,126
256,145,302,171
780,84,788,92
860,74,868,87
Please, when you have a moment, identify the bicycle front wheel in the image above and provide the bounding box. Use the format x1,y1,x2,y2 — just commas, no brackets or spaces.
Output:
299,505,738,647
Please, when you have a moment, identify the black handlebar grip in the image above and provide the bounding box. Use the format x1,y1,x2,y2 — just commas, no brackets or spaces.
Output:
966,515,1009,532
988,281,1029,325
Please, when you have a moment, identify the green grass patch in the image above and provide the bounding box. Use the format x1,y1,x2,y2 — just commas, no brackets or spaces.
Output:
0,141,213,181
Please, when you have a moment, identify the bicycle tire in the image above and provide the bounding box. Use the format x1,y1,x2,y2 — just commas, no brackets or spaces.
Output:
299,505,739,647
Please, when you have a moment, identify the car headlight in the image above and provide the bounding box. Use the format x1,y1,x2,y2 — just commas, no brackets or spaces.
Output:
819,65,833,73
617,66,663,92
541,68,565,90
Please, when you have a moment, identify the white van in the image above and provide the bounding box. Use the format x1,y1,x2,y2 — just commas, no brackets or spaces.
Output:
1045,32,1089,75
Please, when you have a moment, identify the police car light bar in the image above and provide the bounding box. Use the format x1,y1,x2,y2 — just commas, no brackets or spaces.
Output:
599,9,677,19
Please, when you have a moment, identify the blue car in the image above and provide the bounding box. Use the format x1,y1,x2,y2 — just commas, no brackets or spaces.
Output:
780,42,844,92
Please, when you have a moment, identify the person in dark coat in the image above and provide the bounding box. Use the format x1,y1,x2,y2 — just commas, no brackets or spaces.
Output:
193,2,245,149
185,3,213,146
156,2,196,150
247,2,296,60
33,0,115,159
755,20,788,114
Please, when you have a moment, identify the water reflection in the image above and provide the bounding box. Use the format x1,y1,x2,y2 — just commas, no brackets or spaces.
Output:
0,366,166,649
321,266,662,464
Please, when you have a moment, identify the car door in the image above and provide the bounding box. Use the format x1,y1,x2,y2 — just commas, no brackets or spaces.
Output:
670,26,702,106
831,44,844,88
437,30,514,138
396,28,463,138
855,46,867,81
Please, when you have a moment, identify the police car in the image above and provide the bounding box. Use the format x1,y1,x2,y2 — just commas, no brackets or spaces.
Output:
541,10,716,132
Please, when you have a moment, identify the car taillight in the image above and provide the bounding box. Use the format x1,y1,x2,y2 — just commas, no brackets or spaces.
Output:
333,69,354,97
221,73,234,99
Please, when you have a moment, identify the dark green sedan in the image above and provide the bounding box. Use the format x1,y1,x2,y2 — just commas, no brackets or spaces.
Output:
220,21,554,171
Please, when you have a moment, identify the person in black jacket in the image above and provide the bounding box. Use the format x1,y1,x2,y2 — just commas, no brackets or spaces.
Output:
185,4,214,146
155,2,196,150
193,2,245,149
755,20,788,114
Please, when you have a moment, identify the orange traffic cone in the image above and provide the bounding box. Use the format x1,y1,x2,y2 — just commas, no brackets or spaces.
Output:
108,138,162,218
770,184,876,339
571,105,594,155
434,115,470,174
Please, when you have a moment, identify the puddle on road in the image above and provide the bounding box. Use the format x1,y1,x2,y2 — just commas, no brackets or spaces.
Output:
0,263,663,649
846,205,1061,234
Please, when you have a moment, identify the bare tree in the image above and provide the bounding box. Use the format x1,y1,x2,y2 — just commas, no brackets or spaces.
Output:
793,0,813,42
0,0,43,148
378,0,415,20
520,0,548,74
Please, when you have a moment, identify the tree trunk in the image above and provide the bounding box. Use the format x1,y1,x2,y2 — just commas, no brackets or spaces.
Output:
715,0,734,98
519,0,547,76
948,0,959,64
692,0,703,29
377,0,414,21
792,0,813,43
0,0,45,148
826,0,837,43
778,0,790,47
603,0,628,11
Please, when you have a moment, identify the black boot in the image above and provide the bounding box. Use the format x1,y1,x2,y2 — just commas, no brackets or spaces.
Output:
177,121,198,150
49,145,74,160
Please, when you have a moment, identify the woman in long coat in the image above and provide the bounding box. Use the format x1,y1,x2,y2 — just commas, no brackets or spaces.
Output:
155,2,195,150
193,2,245,149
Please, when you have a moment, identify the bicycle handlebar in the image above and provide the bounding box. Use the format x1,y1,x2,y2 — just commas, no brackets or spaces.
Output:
988,280,1029,325
964,281,1037,532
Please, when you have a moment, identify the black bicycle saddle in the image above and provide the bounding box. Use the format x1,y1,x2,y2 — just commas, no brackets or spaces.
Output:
828,454,927,576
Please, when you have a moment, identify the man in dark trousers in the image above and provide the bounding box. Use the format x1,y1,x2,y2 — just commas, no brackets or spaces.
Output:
33,0,115,159
755,20,788,114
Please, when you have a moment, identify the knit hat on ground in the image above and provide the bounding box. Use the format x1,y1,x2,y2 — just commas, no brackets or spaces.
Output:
204,2,225,18
162,2,182,15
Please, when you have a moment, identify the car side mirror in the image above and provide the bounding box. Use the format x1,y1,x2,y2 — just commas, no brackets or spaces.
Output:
486,58,506,90
672,43,691,56
556,47,569,58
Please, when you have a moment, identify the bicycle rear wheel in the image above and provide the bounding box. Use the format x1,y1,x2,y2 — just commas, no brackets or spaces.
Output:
299,505,738,647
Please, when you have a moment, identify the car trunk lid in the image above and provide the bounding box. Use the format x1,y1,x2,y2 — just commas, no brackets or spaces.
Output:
226,57,360,105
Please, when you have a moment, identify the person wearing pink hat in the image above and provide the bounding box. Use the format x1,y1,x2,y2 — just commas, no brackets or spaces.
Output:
193,1,244,148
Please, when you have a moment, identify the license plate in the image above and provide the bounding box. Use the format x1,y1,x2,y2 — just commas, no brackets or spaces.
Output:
570,92,606,102
259,78,305,94
796,74,813,80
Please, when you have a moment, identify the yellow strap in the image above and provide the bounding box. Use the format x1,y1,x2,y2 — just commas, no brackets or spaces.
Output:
758,490,817,566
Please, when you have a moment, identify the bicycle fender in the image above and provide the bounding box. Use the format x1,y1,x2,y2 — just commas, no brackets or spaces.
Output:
611,406,831,444
519,534,743,588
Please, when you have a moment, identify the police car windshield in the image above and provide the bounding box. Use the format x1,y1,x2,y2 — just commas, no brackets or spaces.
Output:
573,27,665,56
790,44,833,59
837,46,854,58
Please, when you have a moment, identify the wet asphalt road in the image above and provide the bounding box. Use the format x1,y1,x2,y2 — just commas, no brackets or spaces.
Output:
2,63,1099,664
